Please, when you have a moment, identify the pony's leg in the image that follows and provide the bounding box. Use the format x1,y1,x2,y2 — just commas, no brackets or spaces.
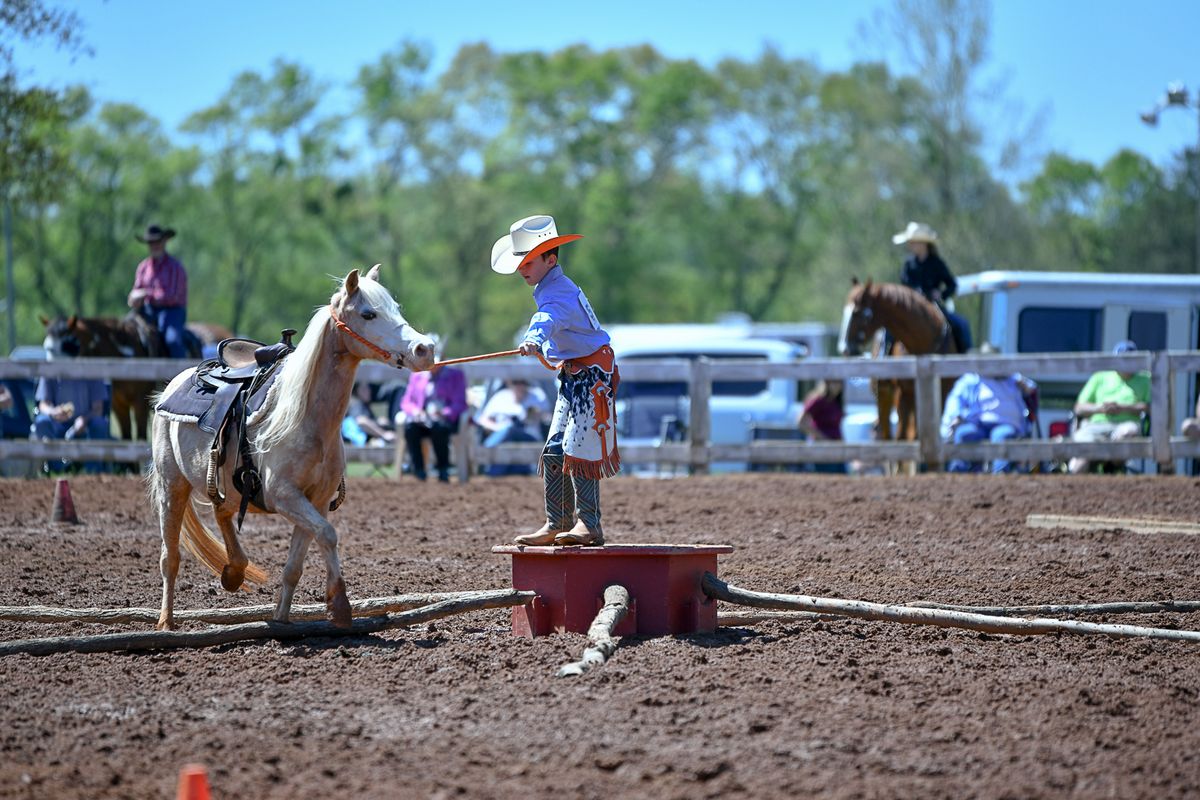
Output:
212,506,251,593
273,524,314,624
273,490,352,628
151,465,192,631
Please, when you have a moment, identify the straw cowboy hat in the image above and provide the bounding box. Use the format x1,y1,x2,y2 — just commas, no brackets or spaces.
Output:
135,224,176,243
891,221,938,245
490,214,582,274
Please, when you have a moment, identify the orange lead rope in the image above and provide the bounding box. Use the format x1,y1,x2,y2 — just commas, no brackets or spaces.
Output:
435,349,562,371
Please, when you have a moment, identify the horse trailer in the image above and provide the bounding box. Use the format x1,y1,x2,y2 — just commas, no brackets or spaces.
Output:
955,270,1200,472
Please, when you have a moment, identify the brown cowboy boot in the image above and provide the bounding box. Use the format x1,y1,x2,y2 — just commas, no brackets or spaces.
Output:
554,475,604,546
513,453,575,545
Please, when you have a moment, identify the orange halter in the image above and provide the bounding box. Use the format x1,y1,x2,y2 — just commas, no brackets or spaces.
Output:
329,305,393,362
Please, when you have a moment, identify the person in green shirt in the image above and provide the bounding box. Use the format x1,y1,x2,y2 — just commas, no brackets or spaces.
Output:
1068,340,1151,474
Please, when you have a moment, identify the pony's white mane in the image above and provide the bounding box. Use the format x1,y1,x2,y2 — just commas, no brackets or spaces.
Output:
253,275,401,454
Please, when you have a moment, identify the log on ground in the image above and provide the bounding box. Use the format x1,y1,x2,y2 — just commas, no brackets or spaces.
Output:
557,585,630,678
906,599,1200,617
0,589,519,626
701,573,1200,644
0,590,535,657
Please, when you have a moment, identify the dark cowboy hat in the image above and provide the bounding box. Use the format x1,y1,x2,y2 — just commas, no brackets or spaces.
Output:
135,224,176,243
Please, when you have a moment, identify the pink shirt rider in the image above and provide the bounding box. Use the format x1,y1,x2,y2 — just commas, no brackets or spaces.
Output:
132,253,187,308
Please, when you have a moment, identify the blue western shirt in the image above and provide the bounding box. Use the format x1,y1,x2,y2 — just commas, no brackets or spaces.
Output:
940,373,1034,439
522,265,610,360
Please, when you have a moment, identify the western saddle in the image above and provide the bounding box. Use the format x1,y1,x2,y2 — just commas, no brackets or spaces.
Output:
179,329,345,532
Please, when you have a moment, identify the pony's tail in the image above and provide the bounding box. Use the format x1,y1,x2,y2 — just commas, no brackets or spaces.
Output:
180,499,269,588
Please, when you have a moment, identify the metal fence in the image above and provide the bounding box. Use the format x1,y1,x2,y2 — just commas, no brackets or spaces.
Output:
2,352,1199,478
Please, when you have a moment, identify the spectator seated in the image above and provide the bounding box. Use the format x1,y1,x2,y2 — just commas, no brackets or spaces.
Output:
0,379,33,440
1068,340,1150,475
475,379,548,476
32,374,111,474
398,349,466,482
341,381,395,447
1181,395,1200,441
797,379,846,474
941,345,1037,474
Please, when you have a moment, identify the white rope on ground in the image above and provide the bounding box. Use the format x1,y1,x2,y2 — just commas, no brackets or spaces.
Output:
557,585,630,678
701,573,1200,644
0,590,517,625
0,589,535,657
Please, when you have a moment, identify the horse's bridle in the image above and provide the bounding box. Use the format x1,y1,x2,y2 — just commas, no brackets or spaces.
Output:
328,305,403,367
848,299,875,353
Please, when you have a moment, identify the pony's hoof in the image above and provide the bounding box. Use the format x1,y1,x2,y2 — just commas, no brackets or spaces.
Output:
155,616,175,632
221,564,245,592
327,579,352,629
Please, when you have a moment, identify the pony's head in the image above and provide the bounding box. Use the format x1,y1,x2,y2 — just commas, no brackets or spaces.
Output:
39,314,89,358
838,278,880,357
329,265,436,371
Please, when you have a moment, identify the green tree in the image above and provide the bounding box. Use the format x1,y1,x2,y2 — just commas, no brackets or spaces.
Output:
1,0,89,349
1022,153,1104,270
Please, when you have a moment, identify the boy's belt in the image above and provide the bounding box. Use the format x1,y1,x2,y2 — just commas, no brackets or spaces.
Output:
562,344,615,374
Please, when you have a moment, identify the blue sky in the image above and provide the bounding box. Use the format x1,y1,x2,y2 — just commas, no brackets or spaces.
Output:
10,0,1200,181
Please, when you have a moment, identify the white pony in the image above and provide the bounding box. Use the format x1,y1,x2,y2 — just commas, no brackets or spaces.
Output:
149,266,434,630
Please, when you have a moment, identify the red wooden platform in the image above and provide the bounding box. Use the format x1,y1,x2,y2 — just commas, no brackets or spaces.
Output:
491,544,734,637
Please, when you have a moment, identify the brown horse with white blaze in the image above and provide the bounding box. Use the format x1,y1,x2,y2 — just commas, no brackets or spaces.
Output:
838,279,960,464
149,265,435,630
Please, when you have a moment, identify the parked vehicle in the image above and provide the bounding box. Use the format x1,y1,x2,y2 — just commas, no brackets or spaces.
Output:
608,330,804,473
607,319,836,359
955,270,1200,473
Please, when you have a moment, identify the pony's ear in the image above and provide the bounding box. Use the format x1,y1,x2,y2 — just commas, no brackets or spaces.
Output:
67,315,77,328
39,314,48,326
863,279,873,291
850,276,859,286
344,269,360,296
364,263,381,282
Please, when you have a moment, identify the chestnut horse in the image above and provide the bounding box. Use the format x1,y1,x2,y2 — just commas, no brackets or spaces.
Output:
150,265,435,630
838,279,961,468
40,313,233,440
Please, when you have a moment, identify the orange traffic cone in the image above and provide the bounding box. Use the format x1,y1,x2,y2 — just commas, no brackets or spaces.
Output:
49,478,78,524
176,763,211,800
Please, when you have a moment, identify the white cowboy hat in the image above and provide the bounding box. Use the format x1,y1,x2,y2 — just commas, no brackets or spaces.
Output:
892,221,938,245
490,214,583,274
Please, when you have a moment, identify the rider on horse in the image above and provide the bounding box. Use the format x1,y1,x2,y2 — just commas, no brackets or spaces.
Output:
892,221,973,354
128,223,190,358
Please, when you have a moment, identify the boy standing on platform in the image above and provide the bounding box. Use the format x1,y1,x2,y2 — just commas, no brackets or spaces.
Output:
490,215,620,547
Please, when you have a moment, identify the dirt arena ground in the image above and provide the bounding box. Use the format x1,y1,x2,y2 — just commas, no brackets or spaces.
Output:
1,472,1199,799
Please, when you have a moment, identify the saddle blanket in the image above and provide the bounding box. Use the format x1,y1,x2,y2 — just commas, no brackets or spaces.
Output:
156,362,281,433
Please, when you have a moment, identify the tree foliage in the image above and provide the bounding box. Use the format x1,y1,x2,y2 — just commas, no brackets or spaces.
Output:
3,1,1198,356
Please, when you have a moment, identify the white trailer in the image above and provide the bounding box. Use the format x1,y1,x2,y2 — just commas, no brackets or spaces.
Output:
955,270,1200,471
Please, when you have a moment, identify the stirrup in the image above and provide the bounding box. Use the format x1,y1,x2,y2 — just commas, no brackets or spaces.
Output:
206,447,225,505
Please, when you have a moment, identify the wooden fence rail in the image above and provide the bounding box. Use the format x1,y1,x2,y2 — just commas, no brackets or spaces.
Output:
2,351,1198,478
